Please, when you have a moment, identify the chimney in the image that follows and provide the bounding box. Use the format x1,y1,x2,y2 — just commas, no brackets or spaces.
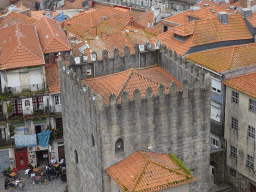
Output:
247,0,251,9
218,12,228,24
241,8,252,18
204,4,209,7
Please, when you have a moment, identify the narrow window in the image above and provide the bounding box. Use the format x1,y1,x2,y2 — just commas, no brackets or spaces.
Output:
232,91,239,104
11,100,23,116
249,99,256,113
92,134,95,147
230,146,237,159
246,155,254,169
248,126,255,140
210,137,219,148
33,96,43,112
75,150,78,163
45,54,49,64
55,95,60,105
115,138,124,153
231,117,238,131
229,168,236,177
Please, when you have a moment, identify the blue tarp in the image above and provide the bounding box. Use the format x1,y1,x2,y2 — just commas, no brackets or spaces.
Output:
37,130,50,147
14,135,37,147
55,12,65,22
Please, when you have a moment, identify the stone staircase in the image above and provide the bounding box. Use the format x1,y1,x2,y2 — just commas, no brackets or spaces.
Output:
212,183,235,192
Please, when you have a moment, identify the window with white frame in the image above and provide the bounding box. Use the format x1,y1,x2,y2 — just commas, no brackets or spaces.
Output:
165,2,168,8
232,91,239,104
211,78,221,94
230,146,237,158
248,125,255,140
55,95,61,105
211,136,220,148
231,117,238,130
249,99,256,113
211,102,221,122
246,155,254,169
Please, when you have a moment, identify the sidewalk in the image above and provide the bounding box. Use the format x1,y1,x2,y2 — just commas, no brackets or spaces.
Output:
1,170,67,192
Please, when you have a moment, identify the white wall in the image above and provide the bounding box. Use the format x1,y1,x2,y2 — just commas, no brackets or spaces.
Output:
22,98,33,115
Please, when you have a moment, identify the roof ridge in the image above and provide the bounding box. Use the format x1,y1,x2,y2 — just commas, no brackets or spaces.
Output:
116,69,135,101
22,44,44,63
210,18,221,41
224,46,236,72
16,24,21,46
43,16,56,48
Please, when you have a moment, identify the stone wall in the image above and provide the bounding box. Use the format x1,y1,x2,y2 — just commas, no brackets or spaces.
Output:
59,46,212,192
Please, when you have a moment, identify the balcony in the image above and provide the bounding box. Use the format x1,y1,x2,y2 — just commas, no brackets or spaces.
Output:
5,83,45,95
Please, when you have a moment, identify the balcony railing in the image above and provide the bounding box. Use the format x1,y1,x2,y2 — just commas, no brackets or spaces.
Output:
5,83,45,94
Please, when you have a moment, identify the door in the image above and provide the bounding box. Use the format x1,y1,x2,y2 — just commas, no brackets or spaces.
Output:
15,147,28,170
0,150,10,171
58,146,65,161
251,184,256,192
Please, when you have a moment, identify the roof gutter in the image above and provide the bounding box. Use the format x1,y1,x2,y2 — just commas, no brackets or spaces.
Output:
188,60,222,77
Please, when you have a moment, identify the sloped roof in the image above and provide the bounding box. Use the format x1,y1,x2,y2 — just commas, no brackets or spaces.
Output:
106,150,196,192
35,16,71,53
0,12,37,28
152,14,252,55
63,7,126,29
14,0,38,11
31,10,60,20
223,72,256,98
246,12,256,27
1,24,44,70
60,0,87,10
197,0,230,10
82,65,181,104
103,32,134,56
45,63,60,94
186,43,256,73
138,10,155,27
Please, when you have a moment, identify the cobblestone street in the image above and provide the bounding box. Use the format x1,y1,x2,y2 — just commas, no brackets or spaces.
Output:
1,171,67,192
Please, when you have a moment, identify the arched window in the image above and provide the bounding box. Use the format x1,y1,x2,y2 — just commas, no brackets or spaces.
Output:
75,150,78,163
25,100,30,107
115,138,124,153
92,134,95,147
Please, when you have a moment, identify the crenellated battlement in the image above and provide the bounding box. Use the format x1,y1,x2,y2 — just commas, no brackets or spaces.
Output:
59,44,212,192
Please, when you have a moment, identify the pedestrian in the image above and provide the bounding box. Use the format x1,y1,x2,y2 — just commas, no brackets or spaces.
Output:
64,185,68,192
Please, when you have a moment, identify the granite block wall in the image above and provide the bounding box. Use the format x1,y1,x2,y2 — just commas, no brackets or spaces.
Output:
59,46,212,192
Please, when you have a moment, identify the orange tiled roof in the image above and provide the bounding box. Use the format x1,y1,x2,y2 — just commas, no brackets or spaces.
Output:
138,10,155,27
0,12,37,28
60,0,87,10
186,43,256,73
83,65,181,104
106,150,196,192
246,12,256,27
144,22,162,35
14,0,38,11
152,14,252,55
223,72,256,98
35,16,71,53
63,7,125,29
31,10,60,20
45,63,60,94
1,23,45,70
103,32,134,56
197,0,230,10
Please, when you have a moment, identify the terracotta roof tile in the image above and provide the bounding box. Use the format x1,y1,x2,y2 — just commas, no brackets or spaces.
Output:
197,0,230,10
0,12,37,28
45,63,60,94
14,0,37,11
60,0,87,9
186,43,256,73
35,16,71,53
31,10,60,20
103,32,134,56
152,14,252,56
106,150,196,192
83,65,181,104
0,23,44,70
246,12,256,27
138,10,155,27
223,72,256,98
